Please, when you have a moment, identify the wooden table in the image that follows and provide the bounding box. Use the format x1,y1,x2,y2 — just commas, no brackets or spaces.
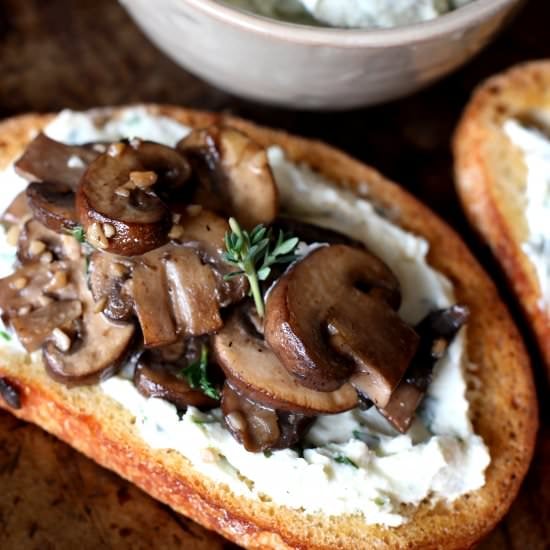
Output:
0,0,547,547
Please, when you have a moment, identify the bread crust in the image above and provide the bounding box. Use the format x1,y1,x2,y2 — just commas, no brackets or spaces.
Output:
453,60,550,376
0,106,538,549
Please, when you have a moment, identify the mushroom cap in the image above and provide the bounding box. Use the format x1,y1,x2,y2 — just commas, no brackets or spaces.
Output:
265,244,419,405
43,261,134,385
77,141,181,256
213,310,358,414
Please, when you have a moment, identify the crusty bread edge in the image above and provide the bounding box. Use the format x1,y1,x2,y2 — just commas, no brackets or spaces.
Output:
453,59,550,375
0,106,538,549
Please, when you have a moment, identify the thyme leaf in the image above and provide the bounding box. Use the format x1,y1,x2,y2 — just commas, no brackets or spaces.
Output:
334,455,358,468
222,218,299,317
180,345,220,400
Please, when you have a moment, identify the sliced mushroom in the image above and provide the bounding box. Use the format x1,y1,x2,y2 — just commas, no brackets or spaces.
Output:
134,344,218,409
379,305,469,433
17,219,81,264
26,181,79,232
174,210,248,305
11,299,82,352
14,133,100,189
43,262,134,385
131,249,177,347
0,261,78,319
88,252,133,322
89,211,246,345
178,126,278,228
222,381,313,453
76,142,174,255
213,310,358,414
265,245,419,405
1,191,30,226
132,140,191,198
163,247,223,335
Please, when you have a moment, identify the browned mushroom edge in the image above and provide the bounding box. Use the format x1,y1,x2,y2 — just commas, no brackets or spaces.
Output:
0,129,468,451
265,244,419,402
177,125,279,228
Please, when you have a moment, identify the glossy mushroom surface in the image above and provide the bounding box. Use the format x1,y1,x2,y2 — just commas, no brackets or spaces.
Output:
213,310,358,414
221,381,313,453
76,142,173,255
26,181,79,232
265,244,419,404
178,125,278,228
15,133,100,189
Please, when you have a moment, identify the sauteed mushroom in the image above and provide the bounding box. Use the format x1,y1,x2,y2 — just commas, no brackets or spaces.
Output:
265,245,419,404
221,381,313,453
43,262,134,385
178,126,278,228
170,210,248,305
89,211,246,346
88,252,133,322
17,219,80,264
0,260,78,320
212,311,357,415
15,133,100,189
213,310,357,414
379,305,469,432
11,300,82,352
135,344,218,409
76,140,190,255
26,181,79,232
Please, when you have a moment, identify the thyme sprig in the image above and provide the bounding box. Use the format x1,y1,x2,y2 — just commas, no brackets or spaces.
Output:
180,344,220,400
222,218,299,317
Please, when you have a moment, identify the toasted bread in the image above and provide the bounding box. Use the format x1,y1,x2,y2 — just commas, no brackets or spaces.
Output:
453,60,550,375
0,106,538,549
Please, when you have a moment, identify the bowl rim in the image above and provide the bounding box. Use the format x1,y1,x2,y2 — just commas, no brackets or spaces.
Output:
182,0,519,46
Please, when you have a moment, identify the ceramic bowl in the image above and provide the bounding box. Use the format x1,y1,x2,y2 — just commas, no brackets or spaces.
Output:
121,0,524,109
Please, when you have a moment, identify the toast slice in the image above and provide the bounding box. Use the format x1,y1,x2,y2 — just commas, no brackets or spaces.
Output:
0,106,538,549
453,60,550,375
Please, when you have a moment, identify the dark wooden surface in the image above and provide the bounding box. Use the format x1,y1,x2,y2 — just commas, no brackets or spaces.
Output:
0,0,548,548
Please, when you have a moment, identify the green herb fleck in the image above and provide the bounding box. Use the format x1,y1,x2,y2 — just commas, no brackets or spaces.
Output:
181,345,220,400
334,455,358,468
71,225,86,243
263,449,273,458
374,497,385,506
223,218,299,318
191,417,217,425
0,330,11,341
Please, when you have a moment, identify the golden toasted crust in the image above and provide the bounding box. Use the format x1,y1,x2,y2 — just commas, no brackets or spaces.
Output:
0,106,538,549
453,60,550,375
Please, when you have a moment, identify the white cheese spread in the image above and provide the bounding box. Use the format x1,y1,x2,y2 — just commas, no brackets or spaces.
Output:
0,107,489,526
504,120,550,309
222,0,473,29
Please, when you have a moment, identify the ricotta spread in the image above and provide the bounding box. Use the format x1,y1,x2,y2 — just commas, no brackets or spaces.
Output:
0,107,490,526
504,120,550,309
222,0,473,29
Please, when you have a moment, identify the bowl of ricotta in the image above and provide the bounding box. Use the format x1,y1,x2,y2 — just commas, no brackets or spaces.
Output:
120,0,523,109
